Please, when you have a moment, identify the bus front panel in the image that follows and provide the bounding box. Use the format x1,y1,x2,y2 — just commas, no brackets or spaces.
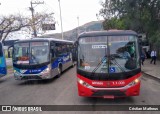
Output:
77,33,141,98
13,41,52,80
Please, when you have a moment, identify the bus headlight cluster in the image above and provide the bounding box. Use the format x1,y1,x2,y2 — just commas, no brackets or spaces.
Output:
41,66,51,75
78,78,92,88
14,70,21,76
128,77,141,87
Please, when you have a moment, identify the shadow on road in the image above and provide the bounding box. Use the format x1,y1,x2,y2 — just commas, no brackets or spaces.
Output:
142,73,160,83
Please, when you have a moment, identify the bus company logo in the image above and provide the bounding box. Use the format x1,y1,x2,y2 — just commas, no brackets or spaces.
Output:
20,70,27,74
58,59,61,62
92,81,103,85
63,56,70,62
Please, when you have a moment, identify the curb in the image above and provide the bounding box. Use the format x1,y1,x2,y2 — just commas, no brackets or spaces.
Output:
142,71,160,82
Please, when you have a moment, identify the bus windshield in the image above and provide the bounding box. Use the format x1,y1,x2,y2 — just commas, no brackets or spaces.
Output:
78,35,140,73
13,41,49,65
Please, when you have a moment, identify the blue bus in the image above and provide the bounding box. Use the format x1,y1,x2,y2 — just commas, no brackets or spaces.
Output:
0,42,7,77
12,38,75,80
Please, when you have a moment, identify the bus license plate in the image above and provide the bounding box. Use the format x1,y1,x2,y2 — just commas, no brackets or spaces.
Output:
103,95,114,99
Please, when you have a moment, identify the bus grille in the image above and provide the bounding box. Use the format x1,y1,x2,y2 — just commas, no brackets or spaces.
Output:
21,76,42,80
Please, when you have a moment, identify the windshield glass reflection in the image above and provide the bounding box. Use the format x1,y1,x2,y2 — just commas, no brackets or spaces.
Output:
78,35,139,73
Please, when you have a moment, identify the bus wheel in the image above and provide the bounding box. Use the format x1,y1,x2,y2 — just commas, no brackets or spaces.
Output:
71,62,75,68
56,66,62,78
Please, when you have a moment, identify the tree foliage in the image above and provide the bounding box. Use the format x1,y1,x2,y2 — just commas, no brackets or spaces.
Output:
0,12,54,41
99,0,160,44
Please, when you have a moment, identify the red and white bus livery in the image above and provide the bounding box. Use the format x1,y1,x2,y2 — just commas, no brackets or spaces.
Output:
77,30,141,98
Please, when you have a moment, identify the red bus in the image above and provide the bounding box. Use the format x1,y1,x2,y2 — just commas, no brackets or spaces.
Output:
77,30,141,98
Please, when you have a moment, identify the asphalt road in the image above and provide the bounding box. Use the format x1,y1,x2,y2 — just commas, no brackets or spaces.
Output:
0,66,160,114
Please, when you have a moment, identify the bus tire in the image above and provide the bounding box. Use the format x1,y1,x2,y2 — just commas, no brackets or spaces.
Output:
56,66,62,78
71,62,75,68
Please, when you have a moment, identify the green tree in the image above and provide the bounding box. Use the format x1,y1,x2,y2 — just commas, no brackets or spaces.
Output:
99,0,160,36
99,0,160,58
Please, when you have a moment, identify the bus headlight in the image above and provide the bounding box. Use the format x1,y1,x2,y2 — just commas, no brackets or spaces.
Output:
128,77,141,87
78,78,92,88
41,66,51,75
14,70,21,76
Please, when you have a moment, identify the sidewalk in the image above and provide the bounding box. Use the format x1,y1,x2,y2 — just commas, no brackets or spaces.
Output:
141,58,160,80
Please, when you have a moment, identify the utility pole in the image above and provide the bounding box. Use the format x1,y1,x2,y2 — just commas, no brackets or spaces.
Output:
76,16,80,39
29,1,44,37
58,0,64,40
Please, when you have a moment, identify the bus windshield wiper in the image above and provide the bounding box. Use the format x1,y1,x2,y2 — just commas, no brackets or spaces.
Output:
90,56,107,76
110,55,126,72
31,54,39,64
90,54,126,77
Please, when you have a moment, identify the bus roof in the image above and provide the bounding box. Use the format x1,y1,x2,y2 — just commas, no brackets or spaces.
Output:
78,30,138,39
14,37,74,44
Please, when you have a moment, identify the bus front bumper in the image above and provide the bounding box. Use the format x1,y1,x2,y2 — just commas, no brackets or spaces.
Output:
14,72,52,80
78,82,140,98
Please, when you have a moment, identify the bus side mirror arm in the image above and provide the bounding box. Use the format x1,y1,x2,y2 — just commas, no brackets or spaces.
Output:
8,45,13,50
7,45,13,58
75,41,78,62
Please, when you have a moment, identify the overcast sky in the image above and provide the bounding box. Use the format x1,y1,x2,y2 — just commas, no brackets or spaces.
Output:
0,0,103,38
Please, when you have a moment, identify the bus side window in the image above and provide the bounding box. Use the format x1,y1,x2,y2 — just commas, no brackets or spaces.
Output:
66,44,69,52
68,44,71,52
70,44,75,55
50,46,55,57
55,43,62,56
50,42,55,58
61,43,66,54
69,44,72,52
64,44,68,54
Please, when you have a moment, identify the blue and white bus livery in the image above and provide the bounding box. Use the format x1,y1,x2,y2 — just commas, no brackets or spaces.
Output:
0,42,7,78
12,38,74,80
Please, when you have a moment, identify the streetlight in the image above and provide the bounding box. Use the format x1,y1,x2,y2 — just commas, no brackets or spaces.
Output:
58,0,64,40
